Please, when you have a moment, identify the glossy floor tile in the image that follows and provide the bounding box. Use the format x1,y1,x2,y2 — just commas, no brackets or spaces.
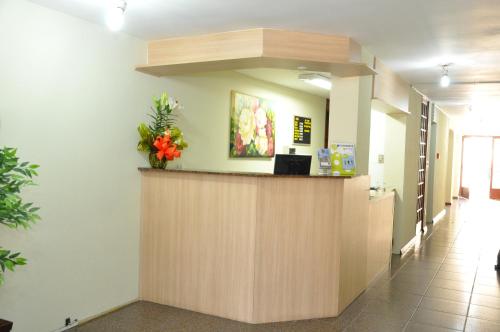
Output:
72,199,500,332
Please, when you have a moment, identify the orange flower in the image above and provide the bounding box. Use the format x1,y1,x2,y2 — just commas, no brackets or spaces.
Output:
153,134,181,161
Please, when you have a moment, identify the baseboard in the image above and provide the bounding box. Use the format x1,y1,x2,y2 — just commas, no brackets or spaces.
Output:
399,237,415,256
367,265,391,288
433,209,446,224
79,298,139,325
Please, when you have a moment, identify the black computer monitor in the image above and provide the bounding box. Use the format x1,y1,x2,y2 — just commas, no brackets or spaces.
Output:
273,154,312,175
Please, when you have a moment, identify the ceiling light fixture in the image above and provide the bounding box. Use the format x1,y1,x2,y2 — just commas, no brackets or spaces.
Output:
298,73,332,90
106,0,127,32
440,64,451,88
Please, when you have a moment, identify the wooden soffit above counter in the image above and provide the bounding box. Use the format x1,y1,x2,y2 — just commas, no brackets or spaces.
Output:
136,28,376,77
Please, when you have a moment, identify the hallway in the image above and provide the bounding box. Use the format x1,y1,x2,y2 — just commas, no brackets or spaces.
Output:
73,199,500,332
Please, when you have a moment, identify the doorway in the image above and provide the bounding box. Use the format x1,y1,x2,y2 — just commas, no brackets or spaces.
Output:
460,136,500,201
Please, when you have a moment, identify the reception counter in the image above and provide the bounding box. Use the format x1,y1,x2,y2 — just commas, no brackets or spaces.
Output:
139,168,394,323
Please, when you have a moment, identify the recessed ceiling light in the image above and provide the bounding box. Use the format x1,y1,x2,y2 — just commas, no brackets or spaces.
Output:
298,73,332,90
106,0,127,32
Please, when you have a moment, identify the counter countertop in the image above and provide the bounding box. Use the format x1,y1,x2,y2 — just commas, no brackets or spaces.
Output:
138,167,354,179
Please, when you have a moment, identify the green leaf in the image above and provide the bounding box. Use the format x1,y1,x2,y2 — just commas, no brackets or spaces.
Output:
4,260,14,272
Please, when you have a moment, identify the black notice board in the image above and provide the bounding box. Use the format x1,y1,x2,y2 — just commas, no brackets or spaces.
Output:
293,116,311,144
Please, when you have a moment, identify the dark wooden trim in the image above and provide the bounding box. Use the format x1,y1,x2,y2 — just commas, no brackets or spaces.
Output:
490,137,500,200
459,135,468,199
324,99,330,148
417,101,430,233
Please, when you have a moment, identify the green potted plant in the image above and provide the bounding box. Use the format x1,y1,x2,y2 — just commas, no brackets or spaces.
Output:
137,92,188,169
0,147,40,332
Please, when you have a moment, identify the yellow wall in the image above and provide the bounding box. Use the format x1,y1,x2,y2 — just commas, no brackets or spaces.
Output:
164,71,327,173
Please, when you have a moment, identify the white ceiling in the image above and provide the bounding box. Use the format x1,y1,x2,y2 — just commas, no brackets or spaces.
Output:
28,0,500,116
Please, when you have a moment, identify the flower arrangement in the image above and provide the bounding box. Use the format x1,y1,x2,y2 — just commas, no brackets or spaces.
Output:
137,92,187,169
230,92,275,158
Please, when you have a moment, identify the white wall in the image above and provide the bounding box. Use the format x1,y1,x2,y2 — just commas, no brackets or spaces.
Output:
0,2,326,331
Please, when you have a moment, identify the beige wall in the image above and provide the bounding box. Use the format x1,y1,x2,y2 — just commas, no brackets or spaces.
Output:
0,1,325,331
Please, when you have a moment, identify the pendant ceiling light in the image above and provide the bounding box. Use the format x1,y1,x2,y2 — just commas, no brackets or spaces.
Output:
440,64,451,88
106,0,127,32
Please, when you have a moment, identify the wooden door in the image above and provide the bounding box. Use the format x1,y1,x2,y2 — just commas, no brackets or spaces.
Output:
490,137,500,200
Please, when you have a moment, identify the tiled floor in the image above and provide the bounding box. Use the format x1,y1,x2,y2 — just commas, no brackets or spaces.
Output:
73,199,500,331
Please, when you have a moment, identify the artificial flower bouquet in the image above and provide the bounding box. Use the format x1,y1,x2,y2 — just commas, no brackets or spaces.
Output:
137,92,188,169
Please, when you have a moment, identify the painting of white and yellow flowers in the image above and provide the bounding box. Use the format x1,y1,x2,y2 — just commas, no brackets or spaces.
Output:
230,91,275,158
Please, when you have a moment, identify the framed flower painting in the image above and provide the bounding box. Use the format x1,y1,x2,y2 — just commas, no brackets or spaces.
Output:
230,91,275,158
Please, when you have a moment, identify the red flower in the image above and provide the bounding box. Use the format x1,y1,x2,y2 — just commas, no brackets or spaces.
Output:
154,134,181,161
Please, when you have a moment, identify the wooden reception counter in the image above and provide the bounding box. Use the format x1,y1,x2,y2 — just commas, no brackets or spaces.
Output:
139,168,394,323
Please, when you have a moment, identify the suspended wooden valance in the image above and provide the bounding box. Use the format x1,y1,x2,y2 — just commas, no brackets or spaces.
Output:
136,28,375,77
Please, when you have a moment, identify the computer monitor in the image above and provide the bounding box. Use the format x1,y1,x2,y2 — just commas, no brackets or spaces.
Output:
273,154,312,175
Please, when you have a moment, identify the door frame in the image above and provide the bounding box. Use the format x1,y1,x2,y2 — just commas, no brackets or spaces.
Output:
459,135,500,200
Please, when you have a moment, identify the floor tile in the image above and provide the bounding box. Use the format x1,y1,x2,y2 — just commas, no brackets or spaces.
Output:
404,322,460,332
362,297,417,321
439,263,477,273
430,278,474,292
411,308,466,331
425,286,471,303
345,312,406,332
465,317,500,332
468,304,500,323
474,285,500,298
419,297,469,316
435,270,475,282
471,293,500,310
